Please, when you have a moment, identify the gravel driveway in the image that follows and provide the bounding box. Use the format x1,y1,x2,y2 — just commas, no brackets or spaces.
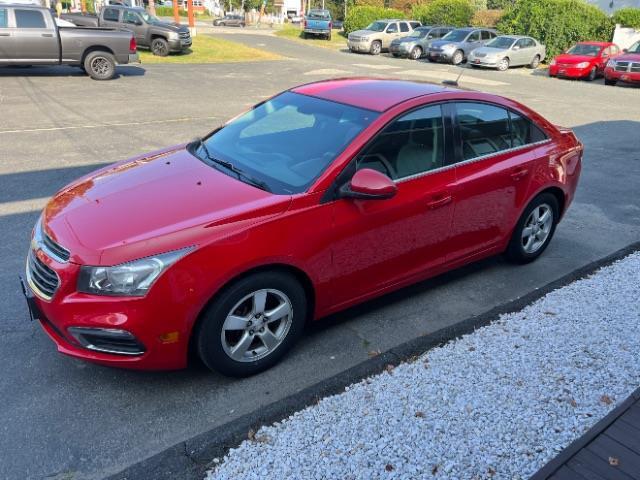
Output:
207,253,640,479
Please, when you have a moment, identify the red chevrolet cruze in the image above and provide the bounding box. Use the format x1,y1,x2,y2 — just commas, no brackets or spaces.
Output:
23,79,582,376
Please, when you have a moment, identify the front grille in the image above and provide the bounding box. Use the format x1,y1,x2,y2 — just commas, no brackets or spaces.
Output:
474,52,486,58
632,62,640,73
43,232,70,262
27,250,60,299
615,61,629,71
349,36,363,42
179,31,190,39
614,61,640,72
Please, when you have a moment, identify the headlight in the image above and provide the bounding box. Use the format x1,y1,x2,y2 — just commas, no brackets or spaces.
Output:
606,59,616,68
442,43,455,50
78,247,193,296
575,62,590,69
169,31,180,40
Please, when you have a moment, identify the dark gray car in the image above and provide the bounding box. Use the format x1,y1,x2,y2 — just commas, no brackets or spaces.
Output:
63,5,191,56
428,27,497,65
389,25,453,60
0,4,138,80
213,14,245,27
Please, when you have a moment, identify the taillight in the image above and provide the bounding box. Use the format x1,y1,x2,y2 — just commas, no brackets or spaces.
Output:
302,19,306,28
129,37,137,53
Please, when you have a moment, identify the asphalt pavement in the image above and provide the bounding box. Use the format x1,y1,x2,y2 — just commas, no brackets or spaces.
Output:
0,33,638,479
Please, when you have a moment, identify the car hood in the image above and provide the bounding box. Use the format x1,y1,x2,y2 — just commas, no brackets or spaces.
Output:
553,54,596,65
349,29,376,38
430,39,461,49
42,146,291,266
152,21,190,33
614,52,640,62
471,46,506,56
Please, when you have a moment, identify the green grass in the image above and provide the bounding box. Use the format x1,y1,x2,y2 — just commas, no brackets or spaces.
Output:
275,24,347,50
139,34,282,64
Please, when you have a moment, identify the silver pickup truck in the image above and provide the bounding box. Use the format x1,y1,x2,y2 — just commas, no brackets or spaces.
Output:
0,4,138,80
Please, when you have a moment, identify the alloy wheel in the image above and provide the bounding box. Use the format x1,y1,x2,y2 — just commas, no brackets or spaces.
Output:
90,57,111,77
521,204,553,254
498,58,509,71
410,46,422,60
452,50,463,65
220,288,293,362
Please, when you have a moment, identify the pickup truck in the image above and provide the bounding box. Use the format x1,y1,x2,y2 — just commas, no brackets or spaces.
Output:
63,5,191,56
302,9,332,40
0,4,138,80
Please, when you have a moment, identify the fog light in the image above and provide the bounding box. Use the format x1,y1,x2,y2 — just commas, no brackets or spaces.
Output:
68,327,145,356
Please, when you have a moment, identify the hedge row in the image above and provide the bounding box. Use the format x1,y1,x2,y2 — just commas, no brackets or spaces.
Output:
411,0,475,27
343,6,405,34
612,7,640,29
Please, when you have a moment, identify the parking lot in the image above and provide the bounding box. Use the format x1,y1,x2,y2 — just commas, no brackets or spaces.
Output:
1,33,639,479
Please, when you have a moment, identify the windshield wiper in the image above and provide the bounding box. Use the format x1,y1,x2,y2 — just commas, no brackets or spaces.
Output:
195,138,272,193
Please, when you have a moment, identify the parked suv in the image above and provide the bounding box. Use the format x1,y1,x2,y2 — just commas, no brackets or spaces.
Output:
213,14,245,27
348,19,421,55
62,5,191,56
389,25,453,60
604,40,640,86
303,9,332,40
428,27,497,65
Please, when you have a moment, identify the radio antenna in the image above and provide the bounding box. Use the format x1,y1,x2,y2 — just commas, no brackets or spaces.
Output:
442,67,465,87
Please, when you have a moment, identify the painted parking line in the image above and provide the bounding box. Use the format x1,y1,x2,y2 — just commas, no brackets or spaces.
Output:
351,63,400,70
0,116,220,135
0,197,49,215
305,68,353,75
400,69,509,86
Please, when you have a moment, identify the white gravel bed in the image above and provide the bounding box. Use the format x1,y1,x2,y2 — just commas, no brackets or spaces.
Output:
207,253,640,480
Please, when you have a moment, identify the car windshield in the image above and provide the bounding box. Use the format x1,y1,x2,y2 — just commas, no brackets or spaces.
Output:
567,44,601,56
366,21,388,32
139,11,161,23
308,10,330,19
486,36,516,49
408,28,429,38
628,41,640,53
442,30,470,42
194,92,379,194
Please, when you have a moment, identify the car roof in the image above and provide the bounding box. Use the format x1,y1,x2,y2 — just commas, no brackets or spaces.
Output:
577,41,612,46
291,78,456,113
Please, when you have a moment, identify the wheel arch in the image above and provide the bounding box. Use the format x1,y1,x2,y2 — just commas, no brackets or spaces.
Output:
80,45,115,65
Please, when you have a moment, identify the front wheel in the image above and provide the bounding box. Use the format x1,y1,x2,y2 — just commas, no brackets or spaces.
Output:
84,51,116,80
506,193,559,264
151,37,170,56
452,49,464,65
370,40,382,55
196,271,307,377
497,57,510,71
410,46,422,60
529,54,541,69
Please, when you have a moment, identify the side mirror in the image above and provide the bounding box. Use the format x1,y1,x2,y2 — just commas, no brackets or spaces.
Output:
512,45,520,50
623,48,628,53
340,168,397,200
136,20,143,25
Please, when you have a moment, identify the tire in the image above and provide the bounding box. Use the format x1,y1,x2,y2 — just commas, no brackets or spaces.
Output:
327,32,332,41
370,40,381,55
506,192,560,264
586,66,597,81
391,52,401,58
196,271,307,377
151,37,170,57
410,46,422,60
452,49,464,65
529,54,541,69
605,78,617,86
497,57,510,71
83,51,116,81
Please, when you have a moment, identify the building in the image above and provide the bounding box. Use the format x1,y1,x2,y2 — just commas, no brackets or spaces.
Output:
586,0,640,12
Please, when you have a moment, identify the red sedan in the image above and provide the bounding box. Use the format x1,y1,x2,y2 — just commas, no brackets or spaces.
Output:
23,79,582,376
549,41,621,81
604,40,640,86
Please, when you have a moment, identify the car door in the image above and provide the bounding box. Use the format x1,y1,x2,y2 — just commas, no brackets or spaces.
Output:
100,7,121,28
0,7,13,62
329,104,456,305
383,22,400,48
399,21,410,38
512,38,530,66
121,10,145,45
447,102,540,262
464,30,482,55
10,8,58,63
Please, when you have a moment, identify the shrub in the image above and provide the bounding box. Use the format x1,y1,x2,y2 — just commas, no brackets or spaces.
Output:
612,8,640,29
497,0,614,58
470,0,488,12
487,0,515,8
343,6,405,34
354,0,384,6
155,6,188,16
472,8,503,27
411,0,474,27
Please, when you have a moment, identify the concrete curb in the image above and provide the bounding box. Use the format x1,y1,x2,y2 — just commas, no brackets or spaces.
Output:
106,240,640,480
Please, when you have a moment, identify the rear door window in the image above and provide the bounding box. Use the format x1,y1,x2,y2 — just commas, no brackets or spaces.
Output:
103,8,120,21
467,31,481,42
0,8,8,28
15,9,47,28
400,22,409,33
510,112,548,146
455,103,512,160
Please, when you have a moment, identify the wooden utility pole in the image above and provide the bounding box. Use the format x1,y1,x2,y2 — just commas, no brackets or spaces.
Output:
187,0,195,29
173,0,180,23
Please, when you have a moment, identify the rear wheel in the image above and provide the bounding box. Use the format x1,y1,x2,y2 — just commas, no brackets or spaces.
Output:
452,49,464,65
529,54,541,69
410,46,422,60
370,40,382,55
497,57,510,71
151,37,169,56
506,193,559,264
84,51,116,80
196,271,307,377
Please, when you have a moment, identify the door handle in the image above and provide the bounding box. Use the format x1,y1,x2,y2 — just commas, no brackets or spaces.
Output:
426,192,452,210
510,168,529,181
41,33,54,37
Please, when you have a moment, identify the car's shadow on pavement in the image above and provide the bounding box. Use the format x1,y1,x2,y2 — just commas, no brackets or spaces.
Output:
0,65,146,78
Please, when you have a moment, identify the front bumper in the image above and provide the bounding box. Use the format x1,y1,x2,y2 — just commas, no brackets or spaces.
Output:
304,28,330,35
468,56,499,68
389,43,411,56
24,248,195,371
548,64,590,78
604,67,640,84
428,49,454,62
348,40,372,52
169,37,192,51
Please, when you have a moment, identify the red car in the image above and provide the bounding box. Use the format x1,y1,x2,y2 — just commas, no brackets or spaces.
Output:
22,79,582,376
604,40,640,86
549,41,621,81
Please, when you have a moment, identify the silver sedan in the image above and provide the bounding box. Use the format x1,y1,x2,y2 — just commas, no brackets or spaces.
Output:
468,35,546,71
